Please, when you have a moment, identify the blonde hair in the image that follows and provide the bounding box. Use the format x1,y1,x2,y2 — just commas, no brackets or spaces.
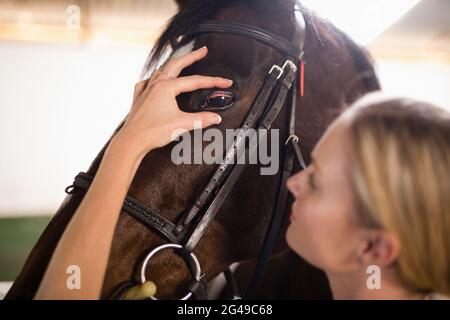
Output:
348,93,450,296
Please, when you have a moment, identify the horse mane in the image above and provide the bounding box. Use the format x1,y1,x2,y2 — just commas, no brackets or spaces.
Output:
143,0,240,74
340,33,381,93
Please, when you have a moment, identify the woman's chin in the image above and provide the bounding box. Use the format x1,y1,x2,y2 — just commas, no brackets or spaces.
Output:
286,224,301,254
286,225,318,267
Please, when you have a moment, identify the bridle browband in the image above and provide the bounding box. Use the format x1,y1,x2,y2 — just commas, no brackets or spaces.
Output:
192,21,303,58
66,15,307,300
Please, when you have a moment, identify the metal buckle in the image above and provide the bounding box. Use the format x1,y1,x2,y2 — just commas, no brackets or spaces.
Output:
269,65,283,79
281,60,297,73
269,59,297,79
140,243,202,300
285,134,299,145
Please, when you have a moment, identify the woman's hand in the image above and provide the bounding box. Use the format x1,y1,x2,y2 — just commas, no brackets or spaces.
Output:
114,46,232,160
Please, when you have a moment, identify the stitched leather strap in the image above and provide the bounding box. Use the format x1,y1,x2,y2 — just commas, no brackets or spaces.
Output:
173,60,286,238
183,60,297,252
191,21,303,58
68,172,181,244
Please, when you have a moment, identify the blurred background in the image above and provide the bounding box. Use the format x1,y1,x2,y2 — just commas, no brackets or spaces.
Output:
0,0,449,295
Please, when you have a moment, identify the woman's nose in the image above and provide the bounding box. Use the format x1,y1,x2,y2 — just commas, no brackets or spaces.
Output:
287,169,307,199
287,176,296,194
287,171,307,198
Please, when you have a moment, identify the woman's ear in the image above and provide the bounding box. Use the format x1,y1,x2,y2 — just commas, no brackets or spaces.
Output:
357,229,401,268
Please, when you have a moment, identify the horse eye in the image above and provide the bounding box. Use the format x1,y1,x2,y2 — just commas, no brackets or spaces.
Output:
203,91,235,110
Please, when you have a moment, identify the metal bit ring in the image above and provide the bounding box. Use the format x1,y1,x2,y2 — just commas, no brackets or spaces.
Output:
140,243,201,300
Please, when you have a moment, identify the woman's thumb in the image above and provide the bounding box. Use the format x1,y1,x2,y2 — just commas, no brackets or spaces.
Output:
182,111,222,130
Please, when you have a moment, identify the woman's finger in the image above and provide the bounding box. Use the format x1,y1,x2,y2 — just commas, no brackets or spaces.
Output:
161,46,208,78
133,79,150,102
151,68,173,82
181,111,222,129
169,75,233,95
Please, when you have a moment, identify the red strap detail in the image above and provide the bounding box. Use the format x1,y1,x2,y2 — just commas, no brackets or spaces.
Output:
299,59,304,97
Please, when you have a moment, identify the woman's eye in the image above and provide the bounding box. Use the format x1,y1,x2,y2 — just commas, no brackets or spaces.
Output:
203,91,235,110
308,172,317,190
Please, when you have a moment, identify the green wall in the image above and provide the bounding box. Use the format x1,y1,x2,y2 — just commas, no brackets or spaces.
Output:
0,216,51,281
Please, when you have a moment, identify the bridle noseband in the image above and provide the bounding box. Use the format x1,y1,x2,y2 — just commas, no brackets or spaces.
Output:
66,14,307,300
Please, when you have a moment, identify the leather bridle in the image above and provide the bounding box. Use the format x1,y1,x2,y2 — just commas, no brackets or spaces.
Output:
66,12,307,300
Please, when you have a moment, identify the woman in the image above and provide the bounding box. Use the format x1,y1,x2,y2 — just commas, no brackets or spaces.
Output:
36,47,449,300
286,93,450,299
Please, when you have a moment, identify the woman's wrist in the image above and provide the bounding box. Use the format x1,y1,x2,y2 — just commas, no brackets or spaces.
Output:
107,131,153,172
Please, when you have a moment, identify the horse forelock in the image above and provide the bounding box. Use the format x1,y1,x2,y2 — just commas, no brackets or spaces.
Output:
143,40,196,79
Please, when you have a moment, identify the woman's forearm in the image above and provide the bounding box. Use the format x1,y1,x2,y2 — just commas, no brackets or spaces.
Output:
35,134,146,299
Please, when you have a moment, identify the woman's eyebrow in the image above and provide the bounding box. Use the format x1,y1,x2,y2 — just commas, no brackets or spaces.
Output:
310,155,322,175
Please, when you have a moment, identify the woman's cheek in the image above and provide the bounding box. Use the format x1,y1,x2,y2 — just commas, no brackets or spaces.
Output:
286,201,342,269
287,200,325,264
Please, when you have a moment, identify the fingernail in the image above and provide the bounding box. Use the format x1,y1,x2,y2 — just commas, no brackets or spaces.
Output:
199,46,207,51
225,79,233,85
214,114,222,124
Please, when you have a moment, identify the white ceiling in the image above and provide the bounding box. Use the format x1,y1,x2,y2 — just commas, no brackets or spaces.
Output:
0,0,447,59
369,0,450,60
